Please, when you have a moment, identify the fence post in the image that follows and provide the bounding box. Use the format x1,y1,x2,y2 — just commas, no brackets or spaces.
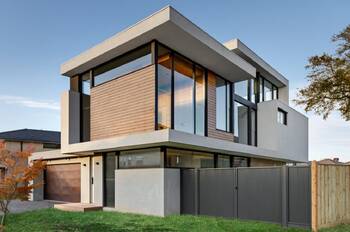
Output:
311,161,318,232
281,166,289,227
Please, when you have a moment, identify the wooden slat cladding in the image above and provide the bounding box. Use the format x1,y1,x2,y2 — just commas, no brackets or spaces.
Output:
207,72,234,141
250,158,285,167
91,65,155,140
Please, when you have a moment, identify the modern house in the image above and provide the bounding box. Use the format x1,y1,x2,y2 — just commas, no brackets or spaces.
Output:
31,6,308,216
0,129,60,179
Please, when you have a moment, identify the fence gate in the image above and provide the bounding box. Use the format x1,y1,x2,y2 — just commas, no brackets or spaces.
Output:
180,166,311,228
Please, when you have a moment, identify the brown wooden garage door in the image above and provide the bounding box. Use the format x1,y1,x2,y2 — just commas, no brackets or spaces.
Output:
44,163,81,202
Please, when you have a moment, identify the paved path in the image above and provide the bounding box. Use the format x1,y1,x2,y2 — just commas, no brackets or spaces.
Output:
8,200,54,213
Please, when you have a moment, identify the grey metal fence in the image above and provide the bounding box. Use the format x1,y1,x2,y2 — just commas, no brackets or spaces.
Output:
180,166,311,228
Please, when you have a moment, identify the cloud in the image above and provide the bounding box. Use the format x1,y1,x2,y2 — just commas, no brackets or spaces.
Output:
0,95,60,110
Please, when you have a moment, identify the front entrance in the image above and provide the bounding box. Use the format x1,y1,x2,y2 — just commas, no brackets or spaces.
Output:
103,152,116,207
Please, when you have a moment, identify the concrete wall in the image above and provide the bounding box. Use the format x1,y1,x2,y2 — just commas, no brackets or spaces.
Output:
115,168,180,216
257,100,308,162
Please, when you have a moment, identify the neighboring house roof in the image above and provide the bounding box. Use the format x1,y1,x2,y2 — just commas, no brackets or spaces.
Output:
0,129,60,144
318,158,344,165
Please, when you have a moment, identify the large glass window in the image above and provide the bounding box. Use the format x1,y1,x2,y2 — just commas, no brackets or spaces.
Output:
217,155,230,168
234,80,248,100
234,102,249,145
119,148,162,169
195,66,205,136
174,55,194,134
264,79,273,101
232,157,249,167
94,45,152,86
216,76,231,132
166,149,214,168
157,45,172,129
273,86,278,99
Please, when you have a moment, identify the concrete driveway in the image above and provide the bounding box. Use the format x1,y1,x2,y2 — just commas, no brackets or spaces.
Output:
8,200,54,213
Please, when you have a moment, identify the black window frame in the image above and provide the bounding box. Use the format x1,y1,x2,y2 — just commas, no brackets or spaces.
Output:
277,108,288,125
155,41,208,136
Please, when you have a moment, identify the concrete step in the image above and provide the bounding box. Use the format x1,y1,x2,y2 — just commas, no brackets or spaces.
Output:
54,203,103,212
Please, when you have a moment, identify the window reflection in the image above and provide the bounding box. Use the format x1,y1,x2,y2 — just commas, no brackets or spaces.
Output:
234,102,248,145
195,66,205,136
166,149,214,168
94,45,151,86
157,46,172,129
216,76,230,132
217,155,230,168
234,80,248,100
264,79,273,101
174,55,194,134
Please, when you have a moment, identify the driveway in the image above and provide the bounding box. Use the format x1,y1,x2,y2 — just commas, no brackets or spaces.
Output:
8,200,54,213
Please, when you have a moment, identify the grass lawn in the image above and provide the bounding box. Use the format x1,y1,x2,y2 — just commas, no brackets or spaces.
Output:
4,208,349,232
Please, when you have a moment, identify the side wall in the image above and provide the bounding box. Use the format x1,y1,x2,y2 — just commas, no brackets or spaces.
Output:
207,72,234,141
90,65,155,140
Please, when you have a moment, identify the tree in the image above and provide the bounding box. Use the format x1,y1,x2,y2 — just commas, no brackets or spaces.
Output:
295,25,350,120
0,142,45,228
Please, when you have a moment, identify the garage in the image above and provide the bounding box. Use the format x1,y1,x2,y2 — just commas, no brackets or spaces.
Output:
44,163,81,202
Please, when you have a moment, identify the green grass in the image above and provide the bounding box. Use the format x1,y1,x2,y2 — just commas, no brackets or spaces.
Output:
4,208,348,232
4,208,303,232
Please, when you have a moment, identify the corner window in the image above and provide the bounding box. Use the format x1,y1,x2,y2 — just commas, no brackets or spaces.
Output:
93,44,152,86
216,76,231,132
277,108,287,125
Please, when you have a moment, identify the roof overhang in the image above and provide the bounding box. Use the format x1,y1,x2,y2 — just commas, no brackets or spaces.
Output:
224,39,289,87
61,6,256,82
35,129,307,163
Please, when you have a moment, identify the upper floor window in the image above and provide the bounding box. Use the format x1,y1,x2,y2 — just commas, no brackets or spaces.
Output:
216,76,231,132
277,108,287,125
156,43,205,136
258,76,279,102
234,80,248,100
93,44,152,86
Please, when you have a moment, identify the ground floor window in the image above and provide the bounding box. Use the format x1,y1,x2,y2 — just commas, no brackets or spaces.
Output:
166,149,214,168
119,148,162,169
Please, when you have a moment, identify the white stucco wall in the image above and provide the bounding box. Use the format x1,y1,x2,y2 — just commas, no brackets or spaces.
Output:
115,168,180,216
257,100,308,162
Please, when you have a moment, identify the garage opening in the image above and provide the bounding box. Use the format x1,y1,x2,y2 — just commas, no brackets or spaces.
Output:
44,163,81,202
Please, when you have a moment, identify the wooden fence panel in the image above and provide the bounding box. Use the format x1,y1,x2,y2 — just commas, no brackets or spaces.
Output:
314,163,350,230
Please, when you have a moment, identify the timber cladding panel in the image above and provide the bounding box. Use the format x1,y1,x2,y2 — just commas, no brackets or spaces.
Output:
207,72,234,142
91,65,155,140
315,164,350,230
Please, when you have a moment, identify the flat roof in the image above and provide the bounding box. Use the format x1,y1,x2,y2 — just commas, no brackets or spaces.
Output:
61,6,256,83
224,39,289,87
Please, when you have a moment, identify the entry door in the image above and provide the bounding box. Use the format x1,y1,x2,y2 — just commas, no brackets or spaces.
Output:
104,152,116,207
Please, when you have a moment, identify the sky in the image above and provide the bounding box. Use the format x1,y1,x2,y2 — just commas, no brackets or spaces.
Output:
0,0,349,161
